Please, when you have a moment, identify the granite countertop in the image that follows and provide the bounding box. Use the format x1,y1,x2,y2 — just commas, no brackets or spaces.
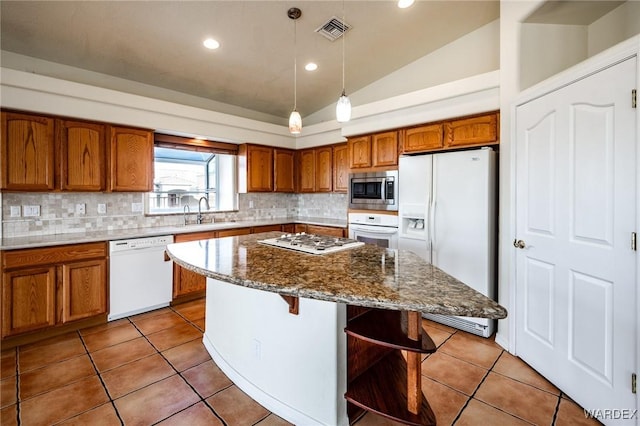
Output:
166,232,508,319
0,217,347,250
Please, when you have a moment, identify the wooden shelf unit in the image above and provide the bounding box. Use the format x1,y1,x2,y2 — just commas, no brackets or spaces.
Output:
345,308,436,425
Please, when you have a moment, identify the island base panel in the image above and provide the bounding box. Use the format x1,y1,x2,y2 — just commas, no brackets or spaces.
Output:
204,278,348,426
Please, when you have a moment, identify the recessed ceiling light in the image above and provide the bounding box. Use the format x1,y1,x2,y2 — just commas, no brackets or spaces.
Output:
305,63,318,71
203,38,220,50
398,0,415,8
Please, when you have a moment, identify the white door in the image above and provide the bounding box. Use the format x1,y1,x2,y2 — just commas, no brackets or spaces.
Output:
515,57,637,425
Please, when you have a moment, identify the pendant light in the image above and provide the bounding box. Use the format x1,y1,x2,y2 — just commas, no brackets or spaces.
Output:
288,7,302,134
336,1,351,123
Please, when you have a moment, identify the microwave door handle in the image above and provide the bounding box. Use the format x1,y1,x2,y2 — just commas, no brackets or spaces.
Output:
381,178,387,200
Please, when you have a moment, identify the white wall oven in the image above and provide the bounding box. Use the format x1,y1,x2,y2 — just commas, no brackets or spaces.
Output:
348,213,398,249
348,170,398,211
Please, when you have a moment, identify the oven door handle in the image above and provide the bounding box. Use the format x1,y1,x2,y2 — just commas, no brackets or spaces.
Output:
351,226,398,235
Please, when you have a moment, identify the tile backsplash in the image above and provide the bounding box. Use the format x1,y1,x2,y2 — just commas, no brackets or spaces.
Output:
1,192,348,238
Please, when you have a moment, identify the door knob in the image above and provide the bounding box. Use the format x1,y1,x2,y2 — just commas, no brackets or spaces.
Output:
513,239,526,249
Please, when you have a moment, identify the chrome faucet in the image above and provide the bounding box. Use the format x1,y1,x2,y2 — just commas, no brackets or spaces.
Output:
183,205,190,226
197,196,210,224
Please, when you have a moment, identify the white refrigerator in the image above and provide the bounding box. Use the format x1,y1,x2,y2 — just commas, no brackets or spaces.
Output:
398,148,497,337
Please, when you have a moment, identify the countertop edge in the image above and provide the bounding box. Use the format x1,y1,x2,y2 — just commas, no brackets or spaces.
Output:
165,241,508,320
0,217,348,250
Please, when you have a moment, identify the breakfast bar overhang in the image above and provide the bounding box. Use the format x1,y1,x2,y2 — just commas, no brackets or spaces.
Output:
166,232,507,426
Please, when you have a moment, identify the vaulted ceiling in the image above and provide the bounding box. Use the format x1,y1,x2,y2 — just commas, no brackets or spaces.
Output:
1,1,500,123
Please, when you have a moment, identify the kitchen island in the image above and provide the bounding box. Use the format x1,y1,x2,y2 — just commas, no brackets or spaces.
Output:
166,232,507,426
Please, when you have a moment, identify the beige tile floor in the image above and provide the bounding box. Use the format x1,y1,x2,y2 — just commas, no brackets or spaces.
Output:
1,299,601,425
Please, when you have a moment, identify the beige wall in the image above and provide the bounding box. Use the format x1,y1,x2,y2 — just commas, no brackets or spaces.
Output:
520,23,588,89
588,0,640,56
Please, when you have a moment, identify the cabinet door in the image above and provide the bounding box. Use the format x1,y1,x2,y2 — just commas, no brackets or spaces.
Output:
445,113,498,148
109,126,154,191
1,112,55,191
282,224,296,233
333,143,349,193
1,267,56,338
247,145,274,192
402,124,444,153
315,146,333,192
57,119,106,191
60,259,107,323
218,228,251,237
348,136,372,168
372,132,398,167
274,148,295,193
306,224,345,237
298,149,316,193
252,224,282,233
294,224,307,233
173,231,218,298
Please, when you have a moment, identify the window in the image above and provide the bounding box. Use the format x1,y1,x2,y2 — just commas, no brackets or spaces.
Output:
148,135,238,214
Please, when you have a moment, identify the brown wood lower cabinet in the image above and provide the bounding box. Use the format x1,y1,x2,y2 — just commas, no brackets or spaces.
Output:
1,242,108,340
173,231,217,301
306,224,346,238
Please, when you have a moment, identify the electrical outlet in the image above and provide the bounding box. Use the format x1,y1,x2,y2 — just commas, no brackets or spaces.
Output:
249,200,254,208
23,205,40,217
75,203,86,215
131,202,144,213
10,206,21,217
97,203,107,214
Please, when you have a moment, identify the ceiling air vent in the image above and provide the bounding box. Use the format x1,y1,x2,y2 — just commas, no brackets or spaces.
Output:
315,16,351,42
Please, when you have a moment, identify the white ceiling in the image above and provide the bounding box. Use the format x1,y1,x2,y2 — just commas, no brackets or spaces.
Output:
0,1,500,123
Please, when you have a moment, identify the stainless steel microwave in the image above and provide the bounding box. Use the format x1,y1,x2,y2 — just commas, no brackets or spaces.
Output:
348,170,398,211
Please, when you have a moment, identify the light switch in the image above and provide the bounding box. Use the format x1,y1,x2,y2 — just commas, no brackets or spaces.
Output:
10,206,21,217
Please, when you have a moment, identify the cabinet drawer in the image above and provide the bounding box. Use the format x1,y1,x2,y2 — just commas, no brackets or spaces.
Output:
2,242,108,270
174,231,218,243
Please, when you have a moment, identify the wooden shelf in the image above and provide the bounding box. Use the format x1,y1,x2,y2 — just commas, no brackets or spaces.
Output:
345,309,436,353
345,351,436,426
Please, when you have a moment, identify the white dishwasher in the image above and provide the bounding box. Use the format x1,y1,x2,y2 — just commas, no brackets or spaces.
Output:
108,235,174,321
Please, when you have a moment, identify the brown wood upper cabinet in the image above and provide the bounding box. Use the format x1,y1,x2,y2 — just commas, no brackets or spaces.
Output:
372,131,398,167
238,144,295,193
244,144,273,192
298,149,316,193
274,148,295,193
445,112,498,148
57,119,106,191
401,111,499,154
402,124,444,153
1,242,108,339
333,143,349,193
348,136,372,168
1,111,153,192
1,111,55,191
348,132,398,170
315,146,333,192
108,126,154,192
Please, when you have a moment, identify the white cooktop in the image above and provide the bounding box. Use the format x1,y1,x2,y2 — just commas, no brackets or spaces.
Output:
259,233,364,255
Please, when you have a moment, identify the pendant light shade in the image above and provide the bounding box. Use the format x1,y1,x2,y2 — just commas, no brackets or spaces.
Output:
288,8,302,135
336,90,351,123
336,1,351,123
289,110,302,134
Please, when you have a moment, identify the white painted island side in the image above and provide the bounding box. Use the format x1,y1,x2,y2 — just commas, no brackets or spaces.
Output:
204,277,348,426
